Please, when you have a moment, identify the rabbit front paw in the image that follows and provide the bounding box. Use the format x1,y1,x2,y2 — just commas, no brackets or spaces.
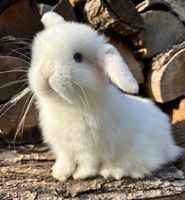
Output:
73,165,98,180
100,166,127,180
52,159,76,181
100,165,146,179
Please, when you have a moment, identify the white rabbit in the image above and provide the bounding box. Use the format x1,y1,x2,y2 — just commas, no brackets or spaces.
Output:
28,12,183,181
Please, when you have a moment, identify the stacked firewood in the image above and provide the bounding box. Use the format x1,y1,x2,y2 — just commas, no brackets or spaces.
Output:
0,0,185,147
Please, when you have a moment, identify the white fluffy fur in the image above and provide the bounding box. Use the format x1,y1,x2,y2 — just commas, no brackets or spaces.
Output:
28,12,182,181
41,12,64,29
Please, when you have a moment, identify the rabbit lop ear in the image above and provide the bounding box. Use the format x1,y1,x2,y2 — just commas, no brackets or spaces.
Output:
100,44,139,94
41,12,65,29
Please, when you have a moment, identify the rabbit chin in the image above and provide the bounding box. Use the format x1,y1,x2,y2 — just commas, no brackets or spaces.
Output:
46,84,72,105
51,86,74,104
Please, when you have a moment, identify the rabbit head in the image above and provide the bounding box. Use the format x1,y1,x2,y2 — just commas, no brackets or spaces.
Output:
29,12,139,104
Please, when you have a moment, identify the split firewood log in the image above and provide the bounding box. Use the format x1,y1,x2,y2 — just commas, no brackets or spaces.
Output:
83,0,145,43
0,0,42,39
146,41,185,103
139,11,185,57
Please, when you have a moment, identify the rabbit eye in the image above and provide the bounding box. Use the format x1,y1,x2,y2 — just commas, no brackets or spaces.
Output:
74,52,82,63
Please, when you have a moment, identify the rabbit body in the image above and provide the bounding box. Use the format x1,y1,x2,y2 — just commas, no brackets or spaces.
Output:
29,12,182,180
37,86,180,180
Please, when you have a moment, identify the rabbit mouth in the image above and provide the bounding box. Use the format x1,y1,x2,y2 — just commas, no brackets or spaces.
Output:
48,77,74,104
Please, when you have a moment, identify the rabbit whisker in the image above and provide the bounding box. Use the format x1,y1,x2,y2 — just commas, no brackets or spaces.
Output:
0,79,28,89
73,89,88,114
0,55,30,65
0,69,27,74
72,80,90,110
13,93,35,144
10,87,31,104
1,37,32,42
6,47,31,60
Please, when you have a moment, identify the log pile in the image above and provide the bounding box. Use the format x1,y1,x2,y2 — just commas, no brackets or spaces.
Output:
0,0,185,199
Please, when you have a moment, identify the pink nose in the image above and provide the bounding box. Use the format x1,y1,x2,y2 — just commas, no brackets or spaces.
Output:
42,67,55,78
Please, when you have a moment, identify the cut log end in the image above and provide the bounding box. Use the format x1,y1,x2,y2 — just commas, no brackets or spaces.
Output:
147,42,185,103
140,11,185,58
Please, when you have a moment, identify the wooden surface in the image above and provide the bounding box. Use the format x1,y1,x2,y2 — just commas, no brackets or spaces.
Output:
0,144,185,200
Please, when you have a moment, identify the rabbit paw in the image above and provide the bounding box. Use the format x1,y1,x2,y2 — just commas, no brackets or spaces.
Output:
73,165,98,180
129,172,145,179
100,166,126,180
52,160,75,181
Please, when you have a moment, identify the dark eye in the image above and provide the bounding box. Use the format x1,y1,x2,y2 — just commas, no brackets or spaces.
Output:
73,52,83,63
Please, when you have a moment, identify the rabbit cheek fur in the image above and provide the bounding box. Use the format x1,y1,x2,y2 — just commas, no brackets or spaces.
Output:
29,12,182,181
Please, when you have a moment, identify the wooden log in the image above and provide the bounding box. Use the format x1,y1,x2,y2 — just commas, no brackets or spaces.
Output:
0,144,185,199
83,0,145,40
0,0,42,39
111,39,144,84
139,11,185,58
146,42,185,103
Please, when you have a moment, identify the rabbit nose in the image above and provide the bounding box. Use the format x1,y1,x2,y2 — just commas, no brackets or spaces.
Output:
42,67,55,78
